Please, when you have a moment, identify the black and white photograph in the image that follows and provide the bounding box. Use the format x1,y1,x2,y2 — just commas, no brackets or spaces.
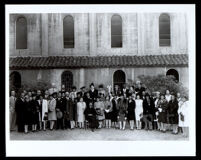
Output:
5,4,196,156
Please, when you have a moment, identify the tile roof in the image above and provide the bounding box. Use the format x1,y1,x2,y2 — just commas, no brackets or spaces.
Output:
9,54,188,69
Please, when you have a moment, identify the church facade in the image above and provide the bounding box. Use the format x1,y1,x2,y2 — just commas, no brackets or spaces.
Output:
9,13,189,91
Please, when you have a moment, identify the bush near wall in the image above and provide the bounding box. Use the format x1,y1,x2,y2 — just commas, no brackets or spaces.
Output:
17,80,52,95
137,74,189,98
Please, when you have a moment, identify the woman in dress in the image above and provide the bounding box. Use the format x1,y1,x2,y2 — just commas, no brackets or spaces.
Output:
38,94,48,131
48,94,57,130
77,97,86,128
117,95,128,130
154,92,160,130
30,95,39,132
158,94,168,132
104,96,112,128
23,95,32,133
110,95,118,128
178,96,189,137
127,95,136,130
94,97,105,128
135,94,143,130
68,95,75,129
167,94,179,134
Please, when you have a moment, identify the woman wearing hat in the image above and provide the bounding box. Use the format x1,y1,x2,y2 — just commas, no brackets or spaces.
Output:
127,95,136,130
48,94,57,130
135,94,143,130
110,95,118,128
178,96,189,137
30,94,39,132
23,95,32,133
104,96,113,129
154,92,161,130
167,94,179,134
158,94,168,132
77,97,86,129
117,95,128,130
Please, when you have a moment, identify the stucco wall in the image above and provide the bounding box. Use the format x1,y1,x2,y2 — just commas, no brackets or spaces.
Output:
9,14,42,56
9,13,188,57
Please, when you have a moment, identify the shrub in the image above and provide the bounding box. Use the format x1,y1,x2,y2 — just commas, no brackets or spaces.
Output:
137,74,189,98
17,80,52,95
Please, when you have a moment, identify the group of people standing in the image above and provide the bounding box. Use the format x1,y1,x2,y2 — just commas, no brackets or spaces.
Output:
9,81,189,137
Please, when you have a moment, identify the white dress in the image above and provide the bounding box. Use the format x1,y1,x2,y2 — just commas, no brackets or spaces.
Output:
178,101,189,127
42,99,48,121
154,98,159,121
165,95,172,102
135,99,143,121
77,102,86,122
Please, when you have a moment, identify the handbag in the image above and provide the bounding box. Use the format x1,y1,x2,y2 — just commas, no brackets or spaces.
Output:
44,112,48,120
180,113,184,121
57,111,63,119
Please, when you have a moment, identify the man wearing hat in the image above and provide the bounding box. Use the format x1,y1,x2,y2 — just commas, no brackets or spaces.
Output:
89,83,98,103
48,83,58,95
56,92,65,130
69,86,77,99
135,81,146,99
77,86,87,99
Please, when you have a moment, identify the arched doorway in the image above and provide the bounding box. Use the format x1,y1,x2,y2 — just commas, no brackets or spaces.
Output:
113,70,126,90
10,71,21,90
166,69,179,82
61,71,73,91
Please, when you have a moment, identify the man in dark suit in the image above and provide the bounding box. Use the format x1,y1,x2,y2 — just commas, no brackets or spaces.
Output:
135,81,146,99
122,83,129,97
15,92,25,132
77,86,87,99
88,83,98,103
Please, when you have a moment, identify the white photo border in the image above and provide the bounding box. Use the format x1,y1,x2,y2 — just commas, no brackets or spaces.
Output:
5,4,196,157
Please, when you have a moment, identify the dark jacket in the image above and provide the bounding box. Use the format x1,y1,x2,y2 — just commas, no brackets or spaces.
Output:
15,98,25,131
143,98,155,115
167,99,179,124
89,89,98,102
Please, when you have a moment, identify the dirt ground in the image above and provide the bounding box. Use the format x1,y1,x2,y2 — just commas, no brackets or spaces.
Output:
10,127,188,141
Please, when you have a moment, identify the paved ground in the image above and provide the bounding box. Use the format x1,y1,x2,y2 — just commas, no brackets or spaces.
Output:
10,128,188,141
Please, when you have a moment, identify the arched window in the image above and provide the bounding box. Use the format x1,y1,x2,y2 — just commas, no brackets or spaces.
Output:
113,70,126,90
63,16,74,48
16,17,27,49
111,15,122,48
61,71,73,91
10,71,21,90
166,69,179,82
159,13,171,46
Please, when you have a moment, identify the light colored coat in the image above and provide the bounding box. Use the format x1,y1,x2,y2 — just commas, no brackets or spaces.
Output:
9,96,16,130
178,101,189,127
48,98,57,120
77,102,86,122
